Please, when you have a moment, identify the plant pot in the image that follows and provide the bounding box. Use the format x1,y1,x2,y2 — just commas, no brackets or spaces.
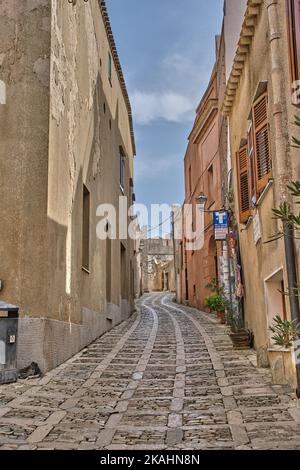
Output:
229,330,252,350
268,348,297,388
217,311,226,324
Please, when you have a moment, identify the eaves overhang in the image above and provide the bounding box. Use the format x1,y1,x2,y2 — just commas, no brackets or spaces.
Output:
99,0,136,156
189,99,218,144
222,0,263,117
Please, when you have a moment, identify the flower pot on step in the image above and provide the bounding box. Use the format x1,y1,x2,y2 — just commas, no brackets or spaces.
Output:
229,330,252,350
217,311,226,324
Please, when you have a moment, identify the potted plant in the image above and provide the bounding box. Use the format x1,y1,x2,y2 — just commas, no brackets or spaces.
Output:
269,315,300,348
227,307,253,349
268,315,300,387
204,293,226,324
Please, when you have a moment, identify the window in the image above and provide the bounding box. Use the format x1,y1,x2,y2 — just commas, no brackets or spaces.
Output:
247,123,257,206
188,166,192,194
237,145,250,223
108,52,112,83
119,147,126,191
129,178,134,205
82,185,90,271
236,93,271,223
208,164,214,205
252,94,271,193
287,0,300,85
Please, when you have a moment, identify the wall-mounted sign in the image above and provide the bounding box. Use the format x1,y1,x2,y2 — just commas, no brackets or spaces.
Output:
213,211,229,241
253,212,261,245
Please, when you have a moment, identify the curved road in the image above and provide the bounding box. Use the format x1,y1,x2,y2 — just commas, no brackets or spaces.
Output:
1,293,300,450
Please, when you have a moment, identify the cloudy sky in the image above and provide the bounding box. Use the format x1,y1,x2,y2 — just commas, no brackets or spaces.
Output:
107,0,224,231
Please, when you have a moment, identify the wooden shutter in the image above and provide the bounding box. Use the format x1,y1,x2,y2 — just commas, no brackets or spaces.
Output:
247,123,257,205
287,0,300,83
252,94,272,194
237,145,250,223
295,0,300,80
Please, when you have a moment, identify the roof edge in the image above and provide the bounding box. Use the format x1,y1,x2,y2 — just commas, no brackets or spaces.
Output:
222,0,263,116
99,0,136,156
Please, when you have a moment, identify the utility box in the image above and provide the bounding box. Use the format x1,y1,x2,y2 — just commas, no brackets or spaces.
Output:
0,301,19,384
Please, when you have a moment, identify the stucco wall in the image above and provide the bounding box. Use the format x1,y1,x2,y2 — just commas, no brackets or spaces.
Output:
228,3,295,365
0,0,135,372
0,0,51,317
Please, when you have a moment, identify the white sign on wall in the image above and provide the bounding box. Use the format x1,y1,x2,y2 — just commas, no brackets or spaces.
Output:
253,212,261,245
0,81,6,105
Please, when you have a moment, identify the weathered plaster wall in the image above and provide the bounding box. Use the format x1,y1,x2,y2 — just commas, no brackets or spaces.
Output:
0,0,135,372
0,0,51,317
224,0,247,82
229,4,293,365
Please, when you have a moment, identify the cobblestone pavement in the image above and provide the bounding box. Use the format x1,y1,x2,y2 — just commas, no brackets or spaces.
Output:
1,293,300,450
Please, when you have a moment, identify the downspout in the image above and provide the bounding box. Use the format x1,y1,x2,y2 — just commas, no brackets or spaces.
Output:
266,0,300,397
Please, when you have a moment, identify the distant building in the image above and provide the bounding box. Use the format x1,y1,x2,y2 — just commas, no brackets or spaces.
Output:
182,34,227,310
0,0,136,372
141,238,176,293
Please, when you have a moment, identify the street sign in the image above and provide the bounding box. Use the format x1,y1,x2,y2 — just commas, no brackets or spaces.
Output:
213,211,229,241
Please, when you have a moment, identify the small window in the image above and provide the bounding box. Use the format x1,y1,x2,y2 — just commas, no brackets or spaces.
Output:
287,0,300,88
82,185,90,271
119,147,126,191
188,166,192,194
237,145,250,223
247,123,257,206
108,52,112,83
208,164,214,205
252,94,272,194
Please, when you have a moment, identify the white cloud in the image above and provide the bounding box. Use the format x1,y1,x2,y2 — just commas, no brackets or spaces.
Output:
131,90,194,125
130,51,212,125
135,154,182,180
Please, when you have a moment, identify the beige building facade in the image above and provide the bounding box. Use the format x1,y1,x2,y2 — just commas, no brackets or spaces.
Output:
223,0,300,386
0,0,136,372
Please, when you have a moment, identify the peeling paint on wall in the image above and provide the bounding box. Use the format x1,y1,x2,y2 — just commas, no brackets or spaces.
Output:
84,3,99,111
50,0,67,126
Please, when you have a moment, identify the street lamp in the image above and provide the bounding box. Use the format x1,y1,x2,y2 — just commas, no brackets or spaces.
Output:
196,192,208,211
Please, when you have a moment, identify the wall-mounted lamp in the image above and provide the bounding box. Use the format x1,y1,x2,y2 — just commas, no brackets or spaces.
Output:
196,192,208,211
68,0,89,5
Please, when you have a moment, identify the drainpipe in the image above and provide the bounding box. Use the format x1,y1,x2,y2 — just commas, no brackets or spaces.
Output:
266,0,300,397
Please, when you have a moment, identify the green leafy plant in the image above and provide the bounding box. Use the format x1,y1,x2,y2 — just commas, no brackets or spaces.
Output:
272,116,300,230
204,293,226,313
270,116,300,299
269,315,300,348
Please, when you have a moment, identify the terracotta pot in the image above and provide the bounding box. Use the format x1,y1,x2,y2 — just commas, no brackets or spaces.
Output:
229,330,252,350
217,311,226,324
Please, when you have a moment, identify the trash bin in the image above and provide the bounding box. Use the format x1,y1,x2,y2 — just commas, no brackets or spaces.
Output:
0,301,19,384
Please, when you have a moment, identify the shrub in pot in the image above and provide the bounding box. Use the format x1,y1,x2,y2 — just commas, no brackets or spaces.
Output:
268,315,300,387
204,293,226,324
227,310,253,349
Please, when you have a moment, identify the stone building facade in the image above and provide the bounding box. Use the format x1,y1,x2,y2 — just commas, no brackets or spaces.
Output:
0,0,136,372
182,36,227,310
141,237,176,294
223,0,300,386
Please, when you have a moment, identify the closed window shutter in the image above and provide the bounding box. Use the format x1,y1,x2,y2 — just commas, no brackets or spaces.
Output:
253,94,272,194
287,1,300,88
295,0,300,80
237,145,250,223
247,123,257,205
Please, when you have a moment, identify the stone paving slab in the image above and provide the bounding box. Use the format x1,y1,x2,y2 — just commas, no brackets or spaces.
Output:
0,292,299,450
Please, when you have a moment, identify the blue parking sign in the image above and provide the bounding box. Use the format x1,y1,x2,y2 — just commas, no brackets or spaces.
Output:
213,211,229,241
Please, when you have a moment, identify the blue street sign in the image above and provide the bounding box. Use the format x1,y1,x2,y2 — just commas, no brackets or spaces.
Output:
213,211,229,241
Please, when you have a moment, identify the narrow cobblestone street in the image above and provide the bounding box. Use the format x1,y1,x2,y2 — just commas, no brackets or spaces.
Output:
1,293,300,450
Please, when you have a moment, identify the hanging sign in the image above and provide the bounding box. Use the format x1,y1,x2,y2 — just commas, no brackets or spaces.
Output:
213,211,229,241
